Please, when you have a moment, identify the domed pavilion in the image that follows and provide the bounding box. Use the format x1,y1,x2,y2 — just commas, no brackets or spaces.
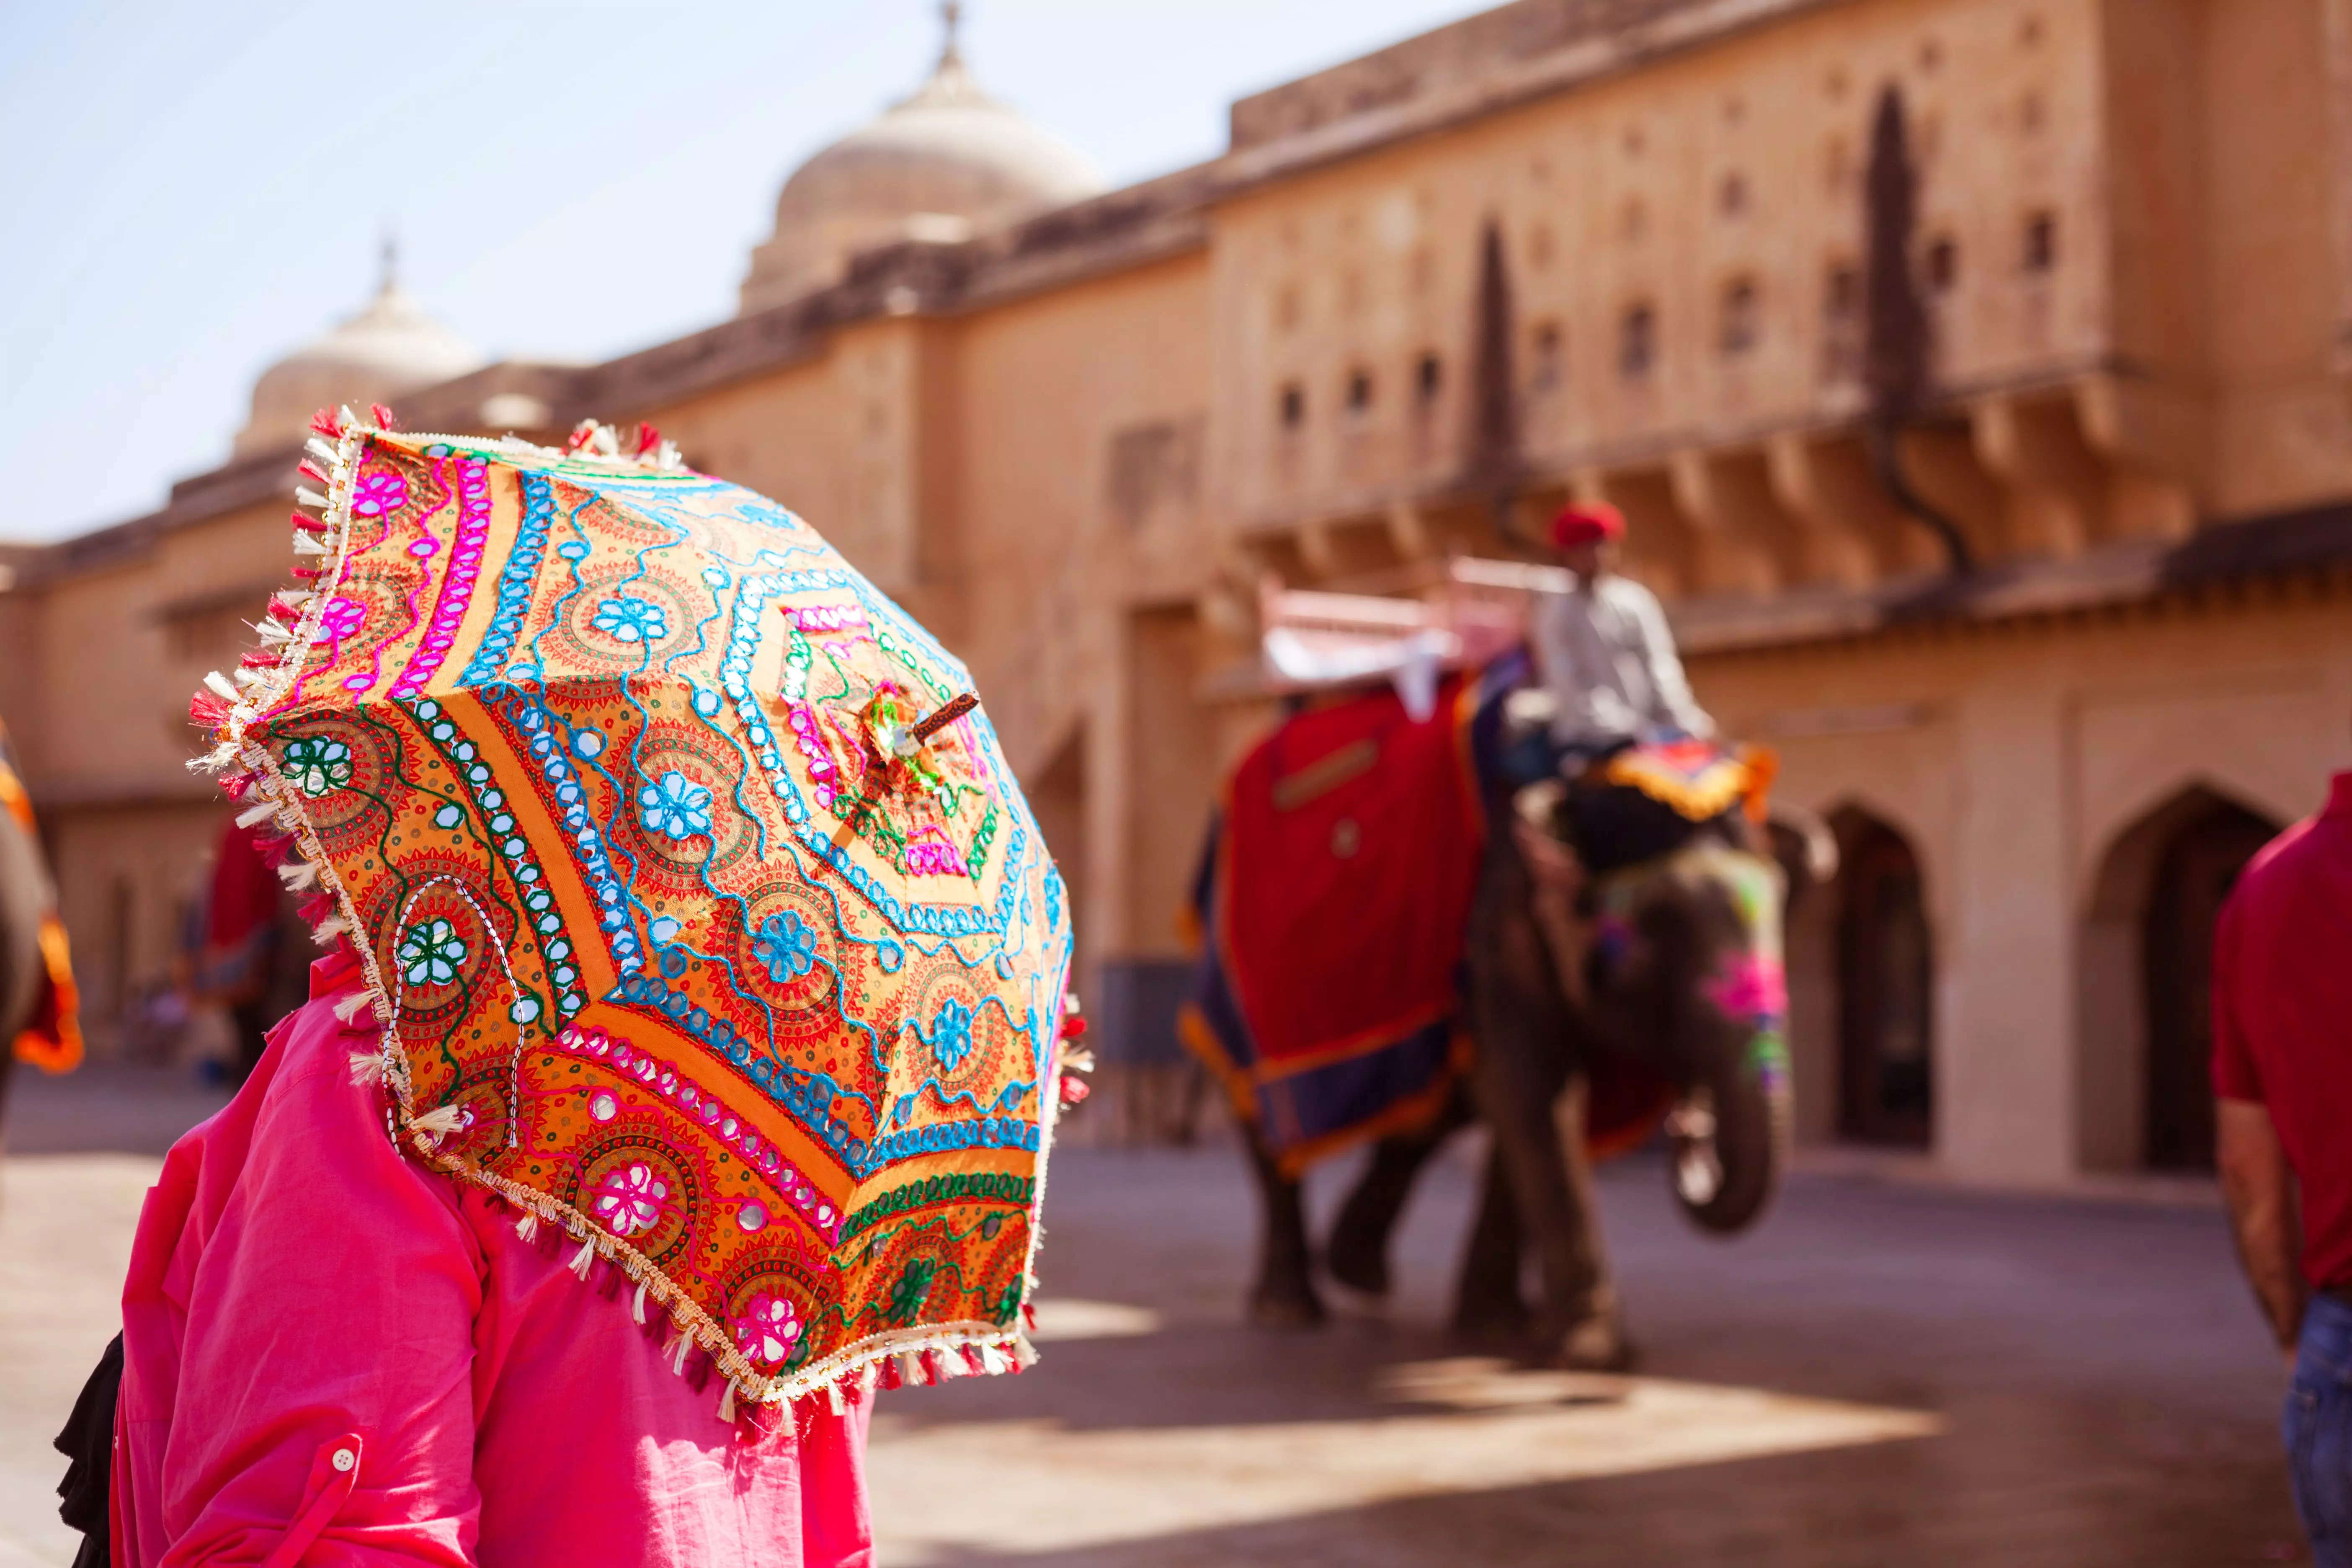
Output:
232,244,485,458
738,3,1103,315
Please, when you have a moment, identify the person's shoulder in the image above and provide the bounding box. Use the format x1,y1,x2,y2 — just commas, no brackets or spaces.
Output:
2226,814,2328,910
243,989,390,1149
1600,574,1666,614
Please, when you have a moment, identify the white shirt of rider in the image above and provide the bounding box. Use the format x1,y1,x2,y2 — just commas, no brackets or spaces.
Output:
1529,574,1715,749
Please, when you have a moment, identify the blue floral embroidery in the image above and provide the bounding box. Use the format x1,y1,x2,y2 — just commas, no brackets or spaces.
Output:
930,997,975,1074
397,918,468,987
457,473,556,687
639,770,713,840
281,736,353,797
591,594,668,645
755,910,818,983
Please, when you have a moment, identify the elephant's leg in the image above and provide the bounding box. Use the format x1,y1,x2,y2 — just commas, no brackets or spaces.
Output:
1546,1073,1631,1369
1323,1087,1472,1298
1466,843,1631,1371
1450,1141,1529,1336
1243,1127,1324,1327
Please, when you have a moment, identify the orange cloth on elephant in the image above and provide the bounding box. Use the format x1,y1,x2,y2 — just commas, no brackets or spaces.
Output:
0,725,81,1073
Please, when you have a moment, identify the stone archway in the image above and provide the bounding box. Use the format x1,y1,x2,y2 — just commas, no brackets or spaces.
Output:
2077,784,2283,1172
1829,807,1935,1148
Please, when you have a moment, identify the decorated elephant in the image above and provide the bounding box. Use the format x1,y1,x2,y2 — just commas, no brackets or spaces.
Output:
1184,668,1824,1369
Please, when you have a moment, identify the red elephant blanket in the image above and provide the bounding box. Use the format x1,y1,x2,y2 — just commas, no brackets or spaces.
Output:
1181,677,1483,1174
1182,671,1677,1175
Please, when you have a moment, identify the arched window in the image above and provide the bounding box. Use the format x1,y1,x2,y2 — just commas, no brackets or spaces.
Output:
1413,351,1443,406
2022,210,2058,273
2142,798,2277,1168
1619,303,1657,379
1529,321,1563,391
2078,784,2284,1172
1833,809,1934,1147
1720,276,1761,356
1278,382,1305,430
1925,235,1960,293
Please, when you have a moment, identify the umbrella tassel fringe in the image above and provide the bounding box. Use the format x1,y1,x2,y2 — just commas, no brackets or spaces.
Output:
409,1104,466,1137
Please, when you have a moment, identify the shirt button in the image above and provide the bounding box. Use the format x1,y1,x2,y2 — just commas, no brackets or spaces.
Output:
331,1448,357,1473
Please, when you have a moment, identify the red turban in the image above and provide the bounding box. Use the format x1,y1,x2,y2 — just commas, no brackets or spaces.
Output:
1551,501,1627,548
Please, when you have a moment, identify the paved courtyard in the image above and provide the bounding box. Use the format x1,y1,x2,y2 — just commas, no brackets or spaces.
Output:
0,1066,2309,1565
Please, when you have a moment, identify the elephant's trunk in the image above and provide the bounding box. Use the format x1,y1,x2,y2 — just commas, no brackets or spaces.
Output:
1648,843,1794,1237
1668,1021,1791,1235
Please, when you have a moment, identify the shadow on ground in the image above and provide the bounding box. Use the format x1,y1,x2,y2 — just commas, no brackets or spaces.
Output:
867,1142,2305,1566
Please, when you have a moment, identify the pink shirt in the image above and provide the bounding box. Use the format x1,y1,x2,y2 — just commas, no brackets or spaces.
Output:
113,952,873,1567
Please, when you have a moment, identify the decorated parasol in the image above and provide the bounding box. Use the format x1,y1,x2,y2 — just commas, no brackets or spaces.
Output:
190,407,1075,1416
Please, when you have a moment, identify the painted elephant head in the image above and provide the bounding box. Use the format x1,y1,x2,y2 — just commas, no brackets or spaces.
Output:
1582,833,1792,1233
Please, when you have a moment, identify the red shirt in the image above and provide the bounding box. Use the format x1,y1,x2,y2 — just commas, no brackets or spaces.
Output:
2213,771,2352,1292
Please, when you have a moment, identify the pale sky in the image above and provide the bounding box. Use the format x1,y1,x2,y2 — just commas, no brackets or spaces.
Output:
0,0,1485,544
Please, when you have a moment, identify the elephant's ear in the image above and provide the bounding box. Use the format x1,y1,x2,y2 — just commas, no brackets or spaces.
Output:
1763,809,1839,911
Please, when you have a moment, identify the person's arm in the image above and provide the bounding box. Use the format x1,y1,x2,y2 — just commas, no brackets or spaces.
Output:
2210,893,2305,1362
155,1003,487,1564
2218,1098,2306,1362
1631,586,1714,740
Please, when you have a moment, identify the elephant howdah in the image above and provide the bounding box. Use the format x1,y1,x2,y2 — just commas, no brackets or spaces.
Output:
1182,661,1803,1366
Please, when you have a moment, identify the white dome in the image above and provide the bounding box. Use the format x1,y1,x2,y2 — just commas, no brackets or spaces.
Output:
235,268,485,458
738,36,1104,315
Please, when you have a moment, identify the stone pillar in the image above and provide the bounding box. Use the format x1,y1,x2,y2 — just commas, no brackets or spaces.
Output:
1942,677,2076,1185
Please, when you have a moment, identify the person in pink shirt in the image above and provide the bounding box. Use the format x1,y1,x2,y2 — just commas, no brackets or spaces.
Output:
103,946,873,1568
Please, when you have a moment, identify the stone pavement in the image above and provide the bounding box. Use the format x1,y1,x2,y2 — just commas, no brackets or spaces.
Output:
0,1065,2310,1565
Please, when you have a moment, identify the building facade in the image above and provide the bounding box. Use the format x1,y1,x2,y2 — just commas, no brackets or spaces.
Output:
6,0,2352,1187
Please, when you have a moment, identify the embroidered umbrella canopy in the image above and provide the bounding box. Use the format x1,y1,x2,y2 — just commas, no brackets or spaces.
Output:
191,408,1075,1413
